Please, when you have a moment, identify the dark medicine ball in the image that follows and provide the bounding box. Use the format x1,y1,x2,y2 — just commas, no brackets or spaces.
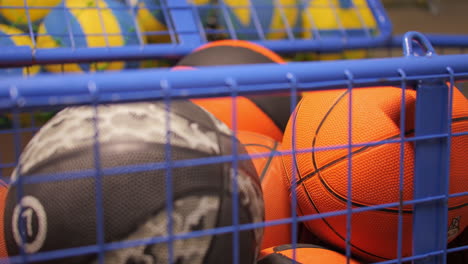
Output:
4,100,264,264
176,40,300,142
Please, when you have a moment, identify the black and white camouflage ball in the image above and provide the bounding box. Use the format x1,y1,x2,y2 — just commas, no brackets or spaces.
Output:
3,100,265,264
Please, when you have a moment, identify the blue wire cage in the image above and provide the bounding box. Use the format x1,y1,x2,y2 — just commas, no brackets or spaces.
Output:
0,0,467,264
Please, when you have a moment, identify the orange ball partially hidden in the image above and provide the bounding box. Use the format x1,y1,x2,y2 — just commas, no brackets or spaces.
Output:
237,131,291,250
258,244,360,264
176,40,297,142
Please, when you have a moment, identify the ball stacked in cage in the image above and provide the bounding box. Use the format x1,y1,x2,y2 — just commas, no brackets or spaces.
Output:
258,244,361,264
0,1,467,264
3,100,265,264
175,39,298,142
282,86,468,262
236,131,292,250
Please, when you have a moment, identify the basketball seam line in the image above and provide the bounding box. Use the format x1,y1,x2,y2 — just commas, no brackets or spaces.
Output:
302,116,468,213
243,143,276,150
307,93,468,210
294,89,349,187
286,94,384,260
292,89,391,261
242,142,277,182
259,141,279,182
297,170,389,261
309,90,349,186
291,89,466,260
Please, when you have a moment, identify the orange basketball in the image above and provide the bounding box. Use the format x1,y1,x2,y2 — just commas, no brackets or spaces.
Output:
237,130,292,250
258,244,360,264
175,40,298,142
281,86,468,262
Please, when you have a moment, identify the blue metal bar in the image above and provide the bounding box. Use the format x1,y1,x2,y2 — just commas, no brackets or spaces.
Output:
367,0,393,40
164,0,202,46
2,53,468,109
345,70,354,264
228,78,240,264
392,34,468,48
442,67,456,263
0,46,34,67
33,44,195,65
286,72,298,263
396,69,407,264
412,77,449,264
162,80,175,264
406,32,450,264
89,83,106,264
0,0,393,67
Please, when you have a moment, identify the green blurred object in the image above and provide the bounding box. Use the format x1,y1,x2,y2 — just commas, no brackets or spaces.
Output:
33,111,56,125
0,114,12,129
0,111,56,130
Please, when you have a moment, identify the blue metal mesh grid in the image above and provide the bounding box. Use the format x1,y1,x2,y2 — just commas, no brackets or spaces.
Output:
0,0,467,263
0,30,466,264
0,0,466,74
0,0,393,68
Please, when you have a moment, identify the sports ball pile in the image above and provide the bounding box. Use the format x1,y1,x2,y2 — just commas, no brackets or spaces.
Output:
0,0,147,129
0,0,379,71
0,1,466,263
0,39,466,264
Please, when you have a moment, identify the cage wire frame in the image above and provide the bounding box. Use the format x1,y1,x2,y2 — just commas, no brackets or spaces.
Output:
0,0,397,68
1,0,467,68
0,0,467,263
0,31,466,264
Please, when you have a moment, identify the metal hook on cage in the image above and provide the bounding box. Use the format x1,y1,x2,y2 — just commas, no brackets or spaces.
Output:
402,31,437,57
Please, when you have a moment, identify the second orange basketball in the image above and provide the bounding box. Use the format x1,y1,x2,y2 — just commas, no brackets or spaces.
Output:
175,40,299,142
237,130,292,250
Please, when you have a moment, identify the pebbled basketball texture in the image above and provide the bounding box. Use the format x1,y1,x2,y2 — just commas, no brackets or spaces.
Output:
176,39,298,142
281,86,468,262
258,244,360,264
237,131,291,250
4,100,264,264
